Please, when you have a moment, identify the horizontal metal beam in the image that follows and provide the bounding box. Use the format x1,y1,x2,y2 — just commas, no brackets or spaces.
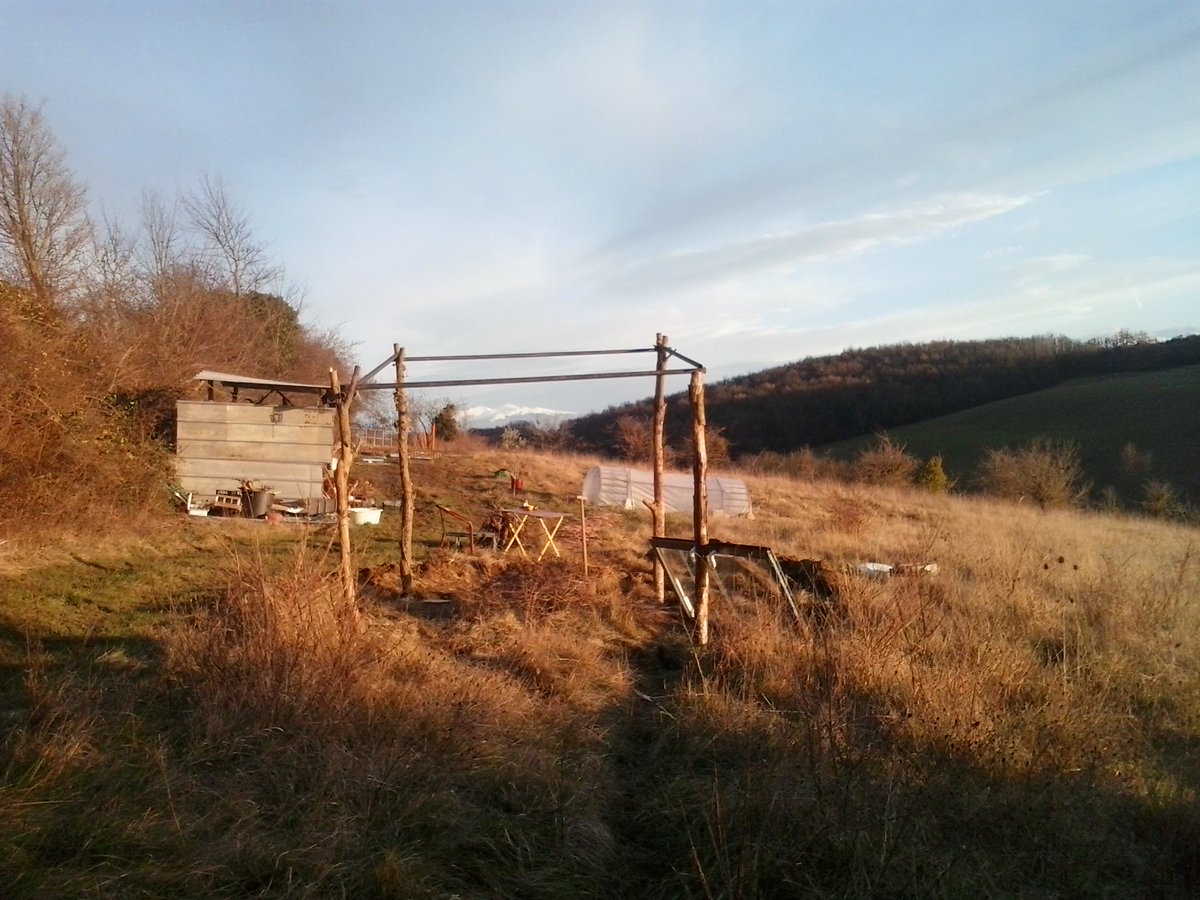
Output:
406,347,659,362
362,347,663,382
357,367,700,390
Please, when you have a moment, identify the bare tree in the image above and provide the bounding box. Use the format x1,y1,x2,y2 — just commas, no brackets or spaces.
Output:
80,210,142,384
89,209,138,300
138,188,186,301
182,173,280,296
0,95,90,310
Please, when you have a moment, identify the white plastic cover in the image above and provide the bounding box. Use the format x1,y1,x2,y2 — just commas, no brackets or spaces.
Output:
581,465,752,517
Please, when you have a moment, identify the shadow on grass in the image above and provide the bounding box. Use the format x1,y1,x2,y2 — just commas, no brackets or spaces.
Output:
603,660,1200,899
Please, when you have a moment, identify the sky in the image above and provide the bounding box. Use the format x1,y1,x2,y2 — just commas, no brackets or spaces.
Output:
3,1,1199,420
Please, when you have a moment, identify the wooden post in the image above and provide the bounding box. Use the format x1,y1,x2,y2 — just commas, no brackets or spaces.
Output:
652,333,668,604
689,369,710,645
577,495,589,576
331,365,361,606
393,345,414,595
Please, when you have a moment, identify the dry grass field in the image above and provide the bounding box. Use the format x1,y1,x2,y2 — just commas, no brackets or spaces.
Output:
2,446,1198,897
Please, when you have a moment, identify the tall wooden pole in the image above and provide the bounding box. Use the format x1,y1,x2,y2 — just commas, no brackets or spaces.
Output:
331,365,361,606
652,333,669,604
689,369,710,645
393,345,414,595
577,495,589,577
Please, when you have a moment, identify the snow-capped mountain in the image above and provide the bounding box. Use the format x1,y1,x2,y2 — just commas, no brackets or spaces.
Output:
463,404,575,427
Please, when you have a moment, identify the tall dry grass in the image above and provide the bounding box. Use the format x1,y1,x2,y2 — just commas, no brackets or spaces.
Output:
637,475,1200,896
3,448,1199,896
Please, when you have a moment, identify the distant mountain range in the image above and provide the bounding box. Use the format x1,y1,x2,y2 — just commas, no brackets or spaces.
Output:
463,404,575,427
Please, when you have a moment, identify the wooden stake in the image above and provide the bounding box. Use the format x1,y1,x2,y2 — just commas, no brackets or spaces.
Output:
331,365,361,606
577,495,589,576
653,332,668,605
690,369,710,645
393,345,414,595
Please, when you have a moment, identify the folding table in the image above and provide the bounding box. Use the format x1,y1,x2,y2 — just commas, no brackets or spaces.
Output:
500,508,567,561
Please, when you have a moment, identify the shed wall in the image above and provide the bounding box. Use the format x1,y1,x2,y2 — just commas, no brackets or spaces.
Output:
176,401,334,500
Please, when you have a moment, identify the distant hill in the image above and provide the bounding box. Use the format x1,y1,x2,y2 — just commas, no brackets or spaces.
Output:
569,333,1200,462
820,365,1200,507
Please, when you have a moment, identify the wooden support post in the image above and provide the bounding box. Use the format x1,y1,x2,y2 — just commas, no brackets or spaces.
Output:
331,365,361,606
690,369,710,645
577,495,589,577
393,345,414,595
652,332,668,604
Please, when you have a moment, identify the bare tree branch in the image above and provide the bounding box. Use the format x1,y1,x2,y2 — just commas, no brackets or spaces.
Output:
138,188,186,301
90,209,137,300
182,173,281,297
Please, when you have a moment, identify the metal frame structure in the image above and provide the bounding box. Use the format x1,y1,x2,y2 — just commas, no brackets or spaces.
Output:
348,340,716,641
353,345,705,392
651,537,802,625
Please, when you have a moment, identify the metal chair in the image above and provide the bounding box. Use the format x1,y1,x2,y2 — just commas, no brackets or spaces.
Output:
437,505,477,553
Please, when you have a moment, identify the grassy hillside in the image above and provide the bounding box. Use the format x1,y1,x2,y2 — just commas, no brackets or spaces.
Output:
2,448,1199,897
821,364,1200,507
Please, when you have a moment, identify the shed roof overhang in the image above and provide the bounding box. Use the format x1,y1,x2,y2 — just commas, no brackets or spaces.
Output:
194,369,331,405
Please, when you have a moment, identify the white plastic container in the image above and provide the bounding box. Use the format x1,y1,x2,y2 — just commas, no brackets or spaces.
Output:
349,507,382,526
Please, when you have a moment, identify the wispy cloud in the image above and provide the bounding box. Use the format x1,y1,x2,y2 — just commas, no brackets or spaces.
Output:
599,193,1032,296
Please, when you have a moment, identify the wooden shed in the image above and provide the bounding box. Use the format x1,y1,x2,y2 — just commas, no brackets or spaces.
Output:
176,371,334,500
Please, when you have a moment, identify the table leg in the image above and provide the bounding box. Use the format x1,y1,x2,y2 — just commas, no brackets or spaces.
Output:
502,514,529,557
535,516,565,562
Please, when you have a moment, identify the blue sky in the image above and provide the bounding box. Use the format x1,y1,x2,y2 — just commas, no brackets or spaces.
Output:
4,1,1198,417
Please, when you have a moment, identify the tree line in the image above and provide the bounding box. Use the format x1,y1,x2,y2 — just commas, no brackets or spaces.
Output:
569,333,1200,458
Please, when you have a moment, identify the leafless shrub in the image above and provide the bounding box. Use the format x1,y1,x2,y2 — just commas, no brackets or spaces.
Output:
975,438,1089,508
679,423,732,469
1142,480,1182,520
1120,441,1153,474
612,414,653,463
853,434,918,486
783,447,852,482
742,450,787,475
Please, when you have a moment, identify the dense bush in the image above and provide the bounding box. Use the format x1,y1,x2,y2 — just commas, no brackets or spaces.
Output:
915,454,950,493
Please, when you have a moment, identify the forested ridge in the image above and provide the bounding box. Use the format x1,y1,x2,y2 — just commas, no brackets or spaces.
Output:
570,332,1200,456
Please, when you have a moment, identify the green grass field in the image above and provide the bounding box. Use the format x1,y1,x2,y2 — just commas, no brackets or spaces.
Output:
820,364,1200,506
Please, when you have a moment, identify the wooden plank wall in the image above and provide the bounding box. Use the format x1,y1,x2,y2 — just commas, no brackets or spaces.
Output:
175,401,334,500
